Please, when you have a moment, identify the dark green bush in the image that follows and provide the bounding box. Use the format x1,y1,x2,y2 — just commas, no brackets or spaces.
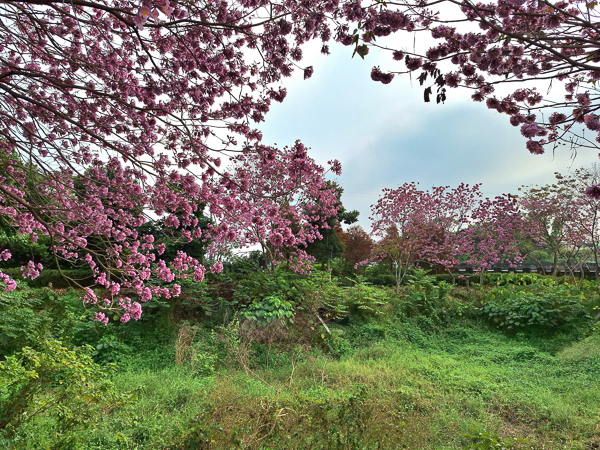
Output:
395,269,450,322
481,286,589,330
363,263,396,287
2,268,94,288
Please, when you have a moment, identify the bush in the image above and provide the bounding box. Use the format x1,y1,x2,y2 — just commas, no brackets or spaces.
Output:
240,295,295,325
363,264,396,287
0,287,86,358
481,286,589,330
344,277,389,317
395,269,450,322
1,268,94,289
234,268,305,309
0,339,130,447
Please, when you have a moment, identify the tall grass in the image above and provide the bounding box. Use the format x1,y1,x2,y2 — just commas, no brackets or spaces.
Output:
72,319,600,450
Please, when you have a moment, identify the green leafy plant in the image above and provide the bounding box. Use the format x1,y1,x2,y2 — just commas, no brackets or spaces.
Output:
91,334,132,364
461,430,530,449
0,287,84,358
345,276,388,316
240,295,295,326
481,286,588,330
399,269,450,321
0,339,130,446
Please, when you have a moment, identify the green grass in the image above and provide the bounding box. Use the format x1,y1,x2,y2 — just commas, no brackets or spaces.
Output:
3,282,599,449
67,318,600,450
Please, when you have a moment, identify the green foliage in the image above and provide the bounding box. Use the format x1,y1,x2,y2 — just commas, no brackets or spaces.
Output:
481,285,589,330
305,225,345,266
234,269,304,308
0,339,129,447
484,272,545,286
0,287,85,358
345,276,388,316
461,430,530,449
395,269,450,321
0,233,55,269
1,268,95,288
240,295,294,325
558,333,600,361
91,334,133,365
363,263,396,286
222,251,265,275
2,271,600,449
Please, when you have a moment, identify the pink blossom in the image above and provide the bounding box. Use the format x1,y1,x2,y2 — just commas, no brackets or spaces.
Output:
585,185,600,199
172,284,181,296
371,66,394,84
584,114,600,131
94,312,109,325
521,122,542,138
549,112,567,124
405,57,422,71
21,261,42,280
210,261,223,274
1,272,17,291
269,232,284,246
526,140,545,155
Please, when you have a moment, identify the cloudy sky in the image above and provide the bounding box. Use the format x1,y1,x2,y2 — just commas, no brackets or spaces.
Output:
257,41,599,231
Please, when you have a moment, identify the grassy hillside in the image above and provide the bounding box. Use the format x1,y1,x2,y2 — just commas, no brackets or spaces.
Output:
1,271,600,449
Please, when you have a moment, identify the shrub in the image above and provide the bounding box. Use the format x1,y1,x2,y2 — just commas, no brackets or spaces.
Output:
0,287,86,358
344,277,389,317
481,286,588,330
0,339,130,447
397,269,450,322
1,268,95,289
363,263,396,287
240,295,295,326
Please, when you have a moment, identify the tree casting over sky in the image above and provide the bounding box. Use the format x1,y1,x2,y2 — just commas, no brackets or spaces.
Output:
1,0,599,320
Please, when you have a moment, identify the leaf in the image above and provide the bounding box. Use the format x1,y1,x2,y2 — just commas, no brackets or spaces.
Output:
356,45,368,59
424,86,432,103
418,72,428,86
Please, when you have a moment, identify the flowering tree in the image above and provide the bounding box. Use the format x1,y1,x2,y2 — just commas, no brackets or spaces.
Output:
370,182,482,289
304,182,359,272
519,181,583,275
556,165,600,270
340,224,374,267
459,194,524,281
0,0,343,321
338,0,600,157
205,142,341,272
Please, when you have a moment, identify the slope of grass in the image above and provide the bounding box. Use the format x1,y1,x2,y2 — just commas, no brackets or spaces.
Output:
73,319,600,450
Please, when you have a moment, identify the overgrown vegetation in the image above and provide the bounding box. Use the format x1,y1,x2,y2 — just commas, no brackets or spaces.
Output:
1,268,599,449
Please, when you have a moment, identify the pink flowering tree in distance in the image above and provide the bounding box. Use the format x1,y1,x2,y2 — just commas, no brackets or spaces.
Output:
0,0,343,322
459,193,525,282
204,141,341,272
370,182,482,290
338,0,600,161
519,180,584,275
555,166,600,270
